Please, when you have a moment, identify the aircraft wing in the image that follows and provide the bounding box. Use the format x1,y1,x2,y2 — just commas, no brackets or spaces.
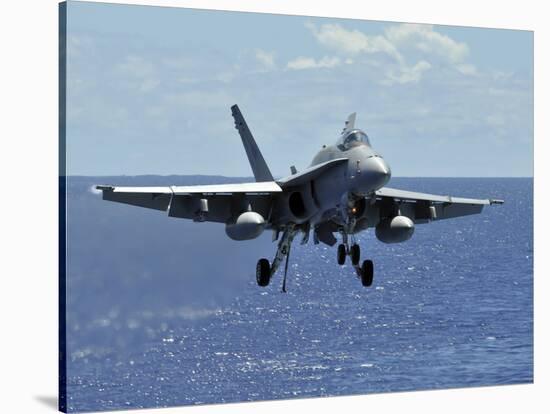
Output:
96,182,282,223
374,186,503,222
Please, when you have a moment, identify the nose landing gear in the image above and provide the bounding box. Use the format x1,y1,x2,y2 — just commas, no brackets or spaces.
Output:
337,244,346,265
336,242,361,266
350,244,360,266
337,232,374,287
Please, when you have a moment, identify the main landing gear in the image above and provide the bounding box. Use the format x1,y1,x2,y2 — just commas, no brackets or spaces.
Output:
337,232,374,287
256,259,271,287
359,259,374,287
256,225,374,291
256,225,297,292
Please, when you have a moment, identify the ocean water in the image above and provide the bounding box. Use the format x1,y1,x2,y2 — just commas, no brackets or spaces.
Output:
64,177,533,412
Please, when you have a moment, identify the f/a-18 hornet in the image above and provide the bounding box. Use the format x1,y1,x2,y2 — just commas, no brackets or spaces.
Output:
97,105,503,291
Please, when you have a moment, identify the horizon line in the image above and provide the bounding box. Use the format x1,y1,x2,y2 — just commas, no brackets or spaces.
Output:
64,174,534,179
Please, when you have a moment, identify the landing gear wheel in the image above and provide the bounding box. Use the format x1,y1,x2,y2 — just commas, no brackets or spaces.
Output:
337,244,346,265
350,244,360,266
256,258,271,287
361,259,374,287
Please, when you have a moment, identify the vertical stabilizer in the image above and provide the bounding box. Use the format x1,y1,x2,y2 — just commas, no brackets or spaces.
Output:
231,104,274,182
342,112,357,134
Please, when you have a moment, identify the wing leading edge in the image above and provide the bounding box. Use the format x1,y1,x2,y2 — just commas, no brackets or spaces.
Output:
96,182,282,223
376,187,504,206
374,186,503,222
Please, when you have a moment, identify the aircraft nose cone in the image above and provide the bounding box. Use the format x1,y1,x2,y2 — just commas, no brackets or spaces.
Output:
365,156,391,188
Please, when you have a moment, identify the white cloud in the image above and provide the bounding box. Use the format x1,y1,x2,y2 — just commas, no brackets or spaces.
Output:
113,55,160,93
286,56,341,70
457,63,478,76
255,49,276,70
305,22,476,84
67,34,90,59
384,60,432,85
66,19,532,177
385,24,469,64
305,21,402,62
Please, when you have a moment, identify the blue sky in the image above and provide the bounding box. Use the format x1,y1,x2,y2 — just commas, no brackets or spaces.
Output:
65,1,533,177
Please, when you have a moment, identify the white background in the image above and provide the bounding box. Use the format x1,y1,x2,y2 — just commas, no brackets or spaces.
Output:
0,0,546,413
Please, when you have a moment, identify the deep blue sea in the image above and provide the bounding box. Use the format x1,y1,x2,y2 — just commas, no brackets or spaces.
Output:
64,177,533,412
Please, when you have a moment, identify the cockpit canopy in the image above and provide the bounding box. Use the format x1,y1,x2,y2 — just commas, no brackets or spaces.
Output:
337,129,371,150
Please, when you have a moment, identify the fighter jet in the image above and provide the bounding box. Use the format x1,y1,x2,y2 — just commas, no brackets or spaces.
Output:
97,105,503,291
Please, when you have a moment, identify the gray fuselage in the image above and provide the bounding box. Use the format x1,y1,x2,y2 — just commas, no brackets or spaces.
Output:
298,129,391,227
